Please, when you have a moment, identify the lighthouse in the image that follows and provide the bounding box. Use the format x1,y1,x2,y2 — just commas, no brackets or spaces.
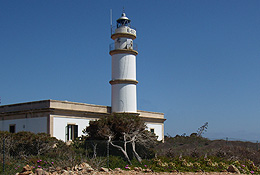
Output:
109,12,138,114
0,11,165,142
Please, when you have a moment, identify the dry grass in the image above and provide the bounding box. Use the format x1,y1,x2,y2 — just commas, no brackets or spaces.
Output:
156,136,260,165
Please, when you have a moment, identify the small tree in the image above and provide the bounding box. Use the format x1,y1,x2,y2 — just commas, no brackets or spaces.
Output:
197,122,208,137
83,113,157,164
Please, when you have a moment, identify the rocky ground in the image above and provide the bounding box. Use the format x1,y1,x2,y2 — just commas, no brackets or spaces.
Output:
92,173,245,175
16,163,245,175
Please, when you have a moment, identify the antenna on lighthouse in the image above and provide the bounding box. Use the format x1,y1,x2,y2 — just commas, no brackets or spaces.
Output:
110,9,113,35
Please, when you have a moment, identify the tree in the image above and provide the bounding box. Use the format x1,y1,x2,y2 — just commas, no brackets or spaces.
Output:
83,113,157,164
197,122,208,137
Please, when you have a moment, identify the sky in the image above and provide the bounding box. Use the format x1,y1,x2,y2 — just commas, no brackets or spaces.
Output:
1,0,260,141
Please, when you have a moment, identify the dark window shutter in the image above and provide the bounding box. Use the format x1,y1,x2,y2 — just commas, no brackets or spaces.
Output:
65,125,69,141
74,125,78,139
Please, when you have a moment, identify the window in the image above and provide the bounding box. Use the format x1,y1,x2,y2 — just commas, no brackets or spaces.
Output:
9,124,16,133
66,124,78,141
150,128,155,133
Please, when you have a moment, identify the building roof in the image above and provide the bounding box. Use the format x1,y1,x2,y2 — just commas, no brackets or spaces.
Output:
0,100,165,122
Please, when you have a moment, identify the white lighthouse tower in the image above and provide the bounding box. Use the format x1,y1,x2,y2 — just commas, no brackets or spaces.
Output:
109,12,138,114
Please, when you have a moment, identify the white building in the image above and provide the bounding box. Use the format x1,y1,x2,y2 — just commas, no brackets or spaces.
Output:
0,100,165,141
0,12,165,142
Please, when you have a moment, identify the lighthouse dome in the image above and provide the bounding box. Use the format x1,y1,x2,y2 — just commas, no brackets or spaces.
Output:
117,13,129,20
116,13,131,27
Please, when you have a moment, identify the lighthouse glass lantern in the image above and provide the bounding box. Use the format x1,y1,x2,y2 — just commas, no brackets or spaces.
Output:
109,12,138,114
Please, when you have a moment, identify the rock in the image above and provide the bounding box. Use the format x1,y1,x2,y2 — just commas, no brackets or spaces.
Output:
85,167,94,172
23,165,32,171
56,166,62,171
18,165,34,175
114,168,122,172
79,162,91,169
61,170,69,175
100,167,109,172
134,167,142,171
143,168,152,172
74,165,79,171
68,171,75,175
227,165,240,174
125,166,131,170
35,168,49,175
49,173,58,175
48,167,56,172
18,173,34,175
75,165,83,171
64,167,71,171
19,171,34,175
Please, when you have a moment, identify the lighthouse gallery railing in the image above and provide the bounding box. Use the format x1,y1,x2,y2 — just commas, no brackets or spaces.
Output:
109,43,138,52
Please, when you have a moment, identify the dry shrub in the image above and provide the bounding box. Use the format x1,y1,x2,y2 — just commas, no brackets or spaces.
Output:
156,135,260,165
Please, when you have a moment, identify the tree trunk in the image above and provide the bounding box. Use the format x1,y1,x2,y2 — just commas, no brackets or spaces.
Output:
108,136,132,165
92,143,97,158
131,141,142,163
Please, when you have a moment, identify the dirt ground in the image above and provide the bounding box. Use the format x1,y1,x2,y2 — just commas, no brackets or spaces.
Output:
89,172,244,175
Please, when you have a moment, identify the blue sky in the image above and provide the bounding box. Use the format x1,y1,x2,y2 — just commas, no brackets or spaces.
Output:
1,0,260,141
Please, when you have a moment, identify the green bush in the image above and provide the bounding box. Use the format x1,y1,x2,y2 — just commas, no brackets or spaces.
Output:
0,131,82,174
1,131,260,174
108,156,127,169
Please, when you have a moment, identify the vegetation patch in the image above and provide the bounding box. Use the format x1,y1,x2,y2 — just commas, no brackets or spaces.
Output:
1,118,260,174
